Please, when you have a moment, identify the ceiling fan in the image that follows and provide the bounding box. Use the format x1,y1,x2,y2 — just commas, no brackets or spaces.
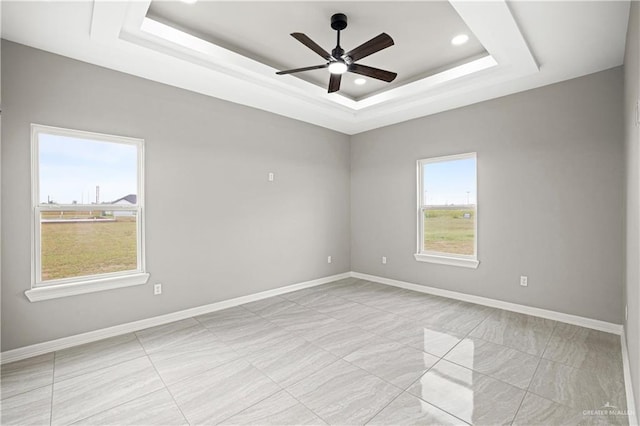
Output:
276,13,397,93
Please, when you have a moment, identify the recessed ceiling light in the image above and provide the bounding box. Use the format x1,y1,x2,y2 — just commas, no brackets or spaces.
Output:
180,0,198,4
354,78,366,85
451,34,469,46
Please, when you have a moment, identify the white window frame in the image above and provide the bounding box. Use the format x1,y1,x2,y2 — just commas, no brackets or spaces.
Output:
414,152,479,269
26,124,149,302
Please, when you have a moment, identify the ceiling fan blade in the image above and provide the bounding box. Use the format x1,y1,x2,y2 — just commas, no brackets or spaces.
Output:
328,73,342,93
291,33,333,61
345,33,394,62
276,64,328,75
349,63,397,82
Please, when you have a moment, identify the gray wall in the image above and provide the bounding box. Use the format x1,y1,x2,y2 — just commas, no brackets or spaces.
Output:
624,0,640,417
351,68,625,324
1,39,629,353
1,41,351,351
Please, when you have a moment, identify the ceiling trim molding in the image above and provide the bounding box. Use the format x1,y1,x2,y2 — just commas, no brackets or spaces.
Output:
3,1,627,135
89,0,538,134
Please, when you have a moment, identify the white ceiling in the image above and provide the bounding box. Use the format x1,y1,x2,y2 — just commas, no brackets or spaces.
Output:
0,1,631,135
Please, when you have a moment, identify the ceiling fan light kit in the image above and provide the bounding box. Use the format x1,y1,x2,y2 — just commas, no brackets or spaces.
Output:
276,13,397,93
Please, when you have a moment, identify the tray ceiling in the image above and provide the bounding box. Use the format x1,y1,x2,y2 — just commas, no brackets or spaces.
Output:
0,1,631,135
147,1,487,100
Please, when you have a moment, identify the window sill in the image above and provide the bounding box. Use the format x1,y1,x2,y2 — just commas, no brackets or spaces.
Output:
414,253,479,269
25,273,150,302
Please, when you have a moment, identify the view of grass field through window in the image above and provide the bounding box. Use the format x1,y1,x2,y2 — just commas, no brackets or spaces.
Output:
423,208,475,255
422,155,476,256
37,130,140,282
41,212,137,281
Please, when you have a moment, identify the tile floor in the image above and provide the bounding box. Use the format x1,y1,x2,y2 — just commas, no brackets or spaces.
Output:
0,278,629,425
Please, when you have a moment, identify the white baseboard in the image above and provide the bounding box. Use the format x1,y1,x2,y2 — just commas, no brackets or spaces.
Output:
2,270,625,365
622,331,639,426
0,272,351,365
351,271,623,335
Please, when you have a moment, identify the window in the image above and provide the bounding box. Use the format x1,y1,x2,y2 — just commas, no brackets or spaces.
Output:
27,124,148,301
415,152,478,268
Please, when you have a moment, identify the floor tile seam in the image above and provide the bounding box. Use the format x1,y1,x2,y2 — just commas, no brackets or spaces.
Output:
467,325,555,358
51,353,150,385
0,382,54,403
237,342,342,400
340,285,494,318
360,388,406,426
510,321,559,424
283,387,333,425
427,305,487,362
539,321,559,361
332,355,411,397
283,354,408,426
242,297,339,341
203,319,294,355
296,296,440,349
134,318,201,341
319,334,379,359
394,304,488,400
537,353,626,378
524,387,594,412
56,338,168,425
413,357,528,426
208,355,313,425
191,304,257,326
216,315,332,360
130,334,190,426
352,298,493,336
244,323,341,363
136,326,222,357
279,355,394,397
54,334,144,363
62,386,172,426
435,355,536,396
457,334,547,360
524,387,630,419
509,388,530,425
397,362,481,426
152,350,246,390
526,320,558,394
49,351,56,426
365,390,473,426
438,357,534,391
197,377,283,425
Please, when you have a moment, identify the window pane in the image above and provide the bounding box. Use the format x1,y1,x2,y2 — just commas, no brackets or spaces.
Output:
40,210,138,281
423,207,475,254
39,133,137,205
422,156,476,256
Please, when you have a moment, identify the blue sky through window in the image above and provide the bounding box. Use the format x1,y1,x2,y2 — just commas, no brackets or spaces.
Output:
39,134,137,205
423,157,476,206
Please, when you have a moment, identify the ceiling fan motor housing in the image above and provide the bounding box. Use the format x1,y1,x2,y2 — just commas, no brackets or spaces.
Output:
276,12,396,93
331,13,348,31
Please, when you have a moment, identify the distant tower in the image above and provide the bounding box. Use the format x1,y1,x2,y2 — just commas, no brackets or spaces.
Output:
96,186,100,204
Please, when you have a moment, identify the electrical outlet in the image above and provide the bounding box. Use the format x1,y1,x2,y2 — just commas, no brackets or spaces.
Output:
382,256,387,264
327,255,332,264
520,276,528,287
154,283,162,295
268,172,274,181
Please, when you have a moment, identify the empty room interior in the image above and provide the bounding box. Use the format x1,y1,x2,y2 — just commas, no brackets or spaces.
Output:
1,1,640,425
